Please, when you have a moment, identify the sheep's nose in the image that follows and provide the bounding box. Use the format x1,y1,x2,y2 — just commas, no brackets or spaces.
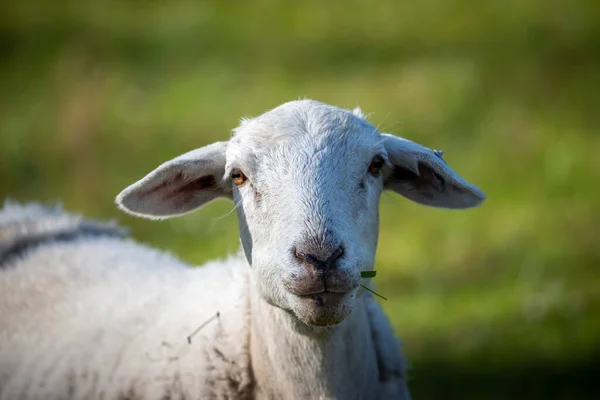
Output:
294,243,344,273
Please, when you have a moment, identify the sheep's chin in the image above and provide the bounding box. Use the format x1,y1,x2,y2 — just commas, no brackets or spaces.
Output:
290,292,355,327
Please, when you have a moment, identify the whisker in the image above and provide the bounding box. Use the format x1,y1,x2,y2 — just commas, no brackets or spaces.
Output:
373,112,392,134
212,198,243,222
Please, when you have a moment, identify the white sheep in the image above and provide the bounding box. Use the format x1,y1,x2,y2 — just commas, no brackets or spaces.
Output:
0,99,486,400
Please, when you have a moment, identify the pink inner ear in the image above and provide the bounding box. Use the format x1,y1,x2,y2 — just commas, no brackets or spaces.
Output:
175,175,218,195
388,162,446,200
141,172,217,208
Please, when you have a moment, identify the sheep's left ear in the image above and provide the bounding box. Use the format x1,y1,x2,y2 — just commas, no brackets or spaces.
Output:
115,141,230,220
382,134,486,209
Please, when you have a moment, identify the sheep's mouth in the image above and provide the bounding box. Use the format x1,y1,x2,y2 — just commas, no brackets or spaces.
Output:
295,288,348,296
284,278,357,326
297,290,347,301
284,276,360,297
291,290,355,327
297,291,347,307
287,283,358,297
294,284,359,304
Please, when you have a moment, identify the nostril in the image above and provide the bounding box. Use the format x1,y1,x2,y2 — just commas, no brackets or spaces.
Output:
295,250,312,263
293,244,344,270
295,251,323,268
330,246,344,262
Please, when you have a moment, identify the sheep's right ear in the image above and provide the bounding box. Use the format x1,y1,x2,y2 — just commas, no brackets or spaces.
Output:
382,134,486,209
115,141,230,219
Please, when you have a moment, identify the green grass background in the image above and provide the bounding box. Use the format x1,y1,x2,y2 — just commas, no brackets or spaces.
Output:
1,1,599,398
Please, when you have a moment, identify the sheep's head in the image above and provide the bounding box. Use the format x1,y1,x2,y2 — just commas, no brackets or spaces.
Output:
116,100,486,327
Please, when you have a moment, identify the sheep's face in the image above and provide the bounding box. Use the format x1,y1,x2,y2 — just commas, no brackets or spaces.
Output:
225,103,384,326
116,99,486,327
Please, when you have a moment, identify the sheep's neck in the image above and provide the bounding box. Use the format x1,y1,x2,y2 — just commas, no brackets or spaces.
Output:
249,289,379,400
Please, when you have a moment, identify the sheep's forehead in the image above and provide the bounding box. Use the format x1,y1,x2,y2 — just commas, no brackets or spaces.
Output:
227,100,382,172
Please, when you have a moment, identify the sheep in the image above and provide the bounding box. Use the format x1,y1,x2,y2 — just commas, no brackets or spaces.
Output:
0,99,486,400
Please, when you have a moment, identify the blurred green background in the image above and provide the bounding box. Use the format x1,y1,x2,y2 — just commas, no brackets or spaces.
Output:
1,0,599,398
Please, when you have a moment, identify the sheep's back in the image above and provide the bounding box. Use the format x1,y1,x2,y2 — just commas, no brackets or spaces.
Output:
0,236,253,400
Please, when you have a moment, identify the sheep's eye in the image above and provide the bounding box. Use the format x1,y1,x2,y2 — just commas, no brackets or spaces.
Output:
230,169,247,185
368,155,385,176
